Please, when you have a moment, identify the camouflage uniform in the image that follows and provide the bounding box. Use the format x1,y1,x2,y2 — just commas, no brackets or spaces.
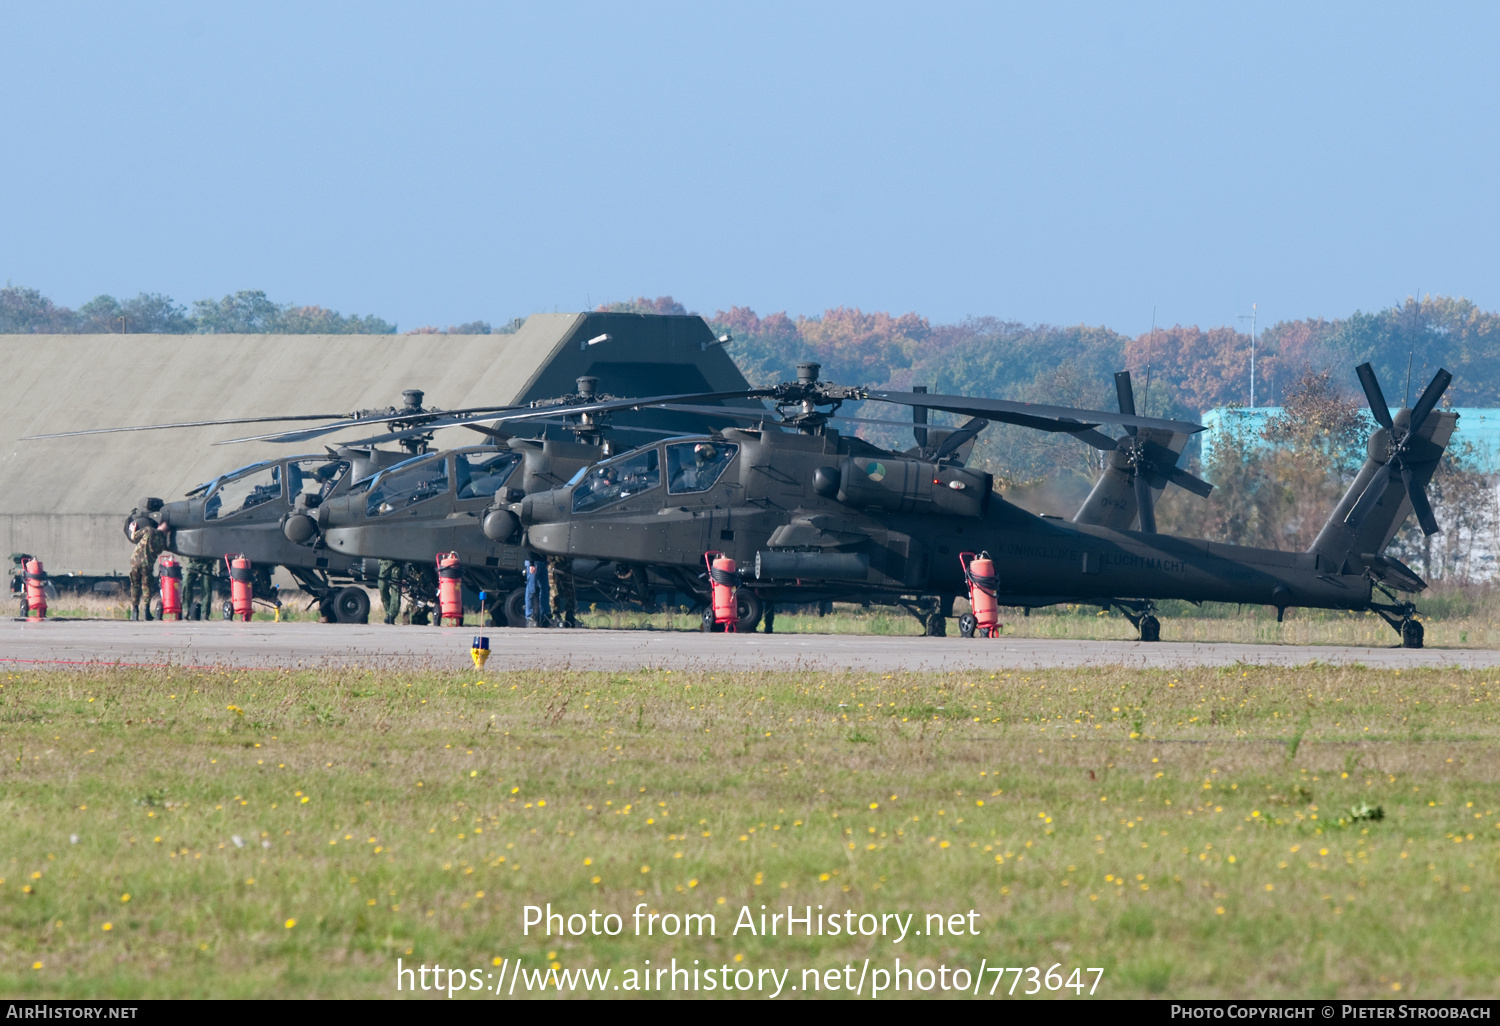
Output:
547,555,576,627
128,523,167,619
181,557,218,620
378,559,402,624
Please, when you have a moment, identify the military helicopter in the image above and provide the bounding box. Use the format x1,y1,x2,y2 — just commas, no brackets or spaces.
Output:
27,391,460,621
468,361,1453,647
268,376,728,625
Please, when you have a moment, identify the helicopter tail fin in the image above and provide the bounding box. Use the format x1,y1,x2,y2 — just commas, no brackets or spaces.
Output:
1306,400,1457,588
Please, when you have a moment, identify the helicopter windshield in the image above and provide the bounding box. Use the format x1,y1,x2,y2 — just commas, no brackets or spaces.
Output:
366,456,449,517
288,458,350,505
666,441,738,494
572,448,660,513
455,450,523,500
205,463,283,520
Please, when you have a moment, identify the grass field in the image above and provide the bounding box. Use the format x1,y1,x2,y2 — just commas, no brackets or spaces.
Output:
1,662,1497,999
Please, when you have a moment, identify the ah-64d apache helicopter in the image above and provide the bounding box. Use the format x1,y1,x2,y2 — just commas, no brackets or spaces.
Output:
463,361,1453,647
26,390,456,621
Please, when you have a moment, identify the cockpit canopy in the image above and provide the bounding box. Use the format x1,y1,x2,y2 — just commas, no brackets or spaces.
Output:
363,448,522,517
572,440,738,513
204,457,349,521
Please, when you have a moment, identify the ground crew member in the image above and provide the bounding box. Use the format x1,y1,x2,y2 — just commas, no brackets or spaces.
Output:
10,553,30,617
547,555,577,628
127,519,168,620
181,556,218,620
523,555,549,628
378,559,402,624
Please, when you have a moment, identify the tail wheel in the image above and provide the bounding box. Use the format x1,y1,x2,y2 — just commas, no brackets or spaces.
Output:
924,612,947,637
331,586,371,624
503,586,528,628
1400,619,1424,649
1139,614,1161,642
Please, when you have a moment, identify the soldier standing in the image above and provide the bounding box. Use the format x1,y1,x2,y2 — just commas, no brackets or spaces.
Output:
547,555,577,628
378,559,402,624
523,555,549,628
127,519,168,620
181,556,218,620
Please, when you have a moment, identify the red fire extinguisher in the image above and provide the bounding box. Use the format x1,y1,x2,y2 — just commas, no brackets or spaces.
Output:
960,551,1001,638
225,554,254,622
436,551,464,626
23,556,47,622
158,554,183,620
704,551,740,632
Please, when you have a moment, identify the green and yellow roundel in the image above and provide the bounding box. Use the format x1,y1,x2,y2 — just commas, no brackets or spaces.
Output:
865,461,886,482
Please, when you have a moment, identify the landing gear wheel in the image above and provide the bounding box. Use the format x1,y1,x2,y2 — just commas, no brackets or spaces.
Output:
735,591,763,633
503,587,528,628
958,612,977,638
410,606,431,626
1400,618,1424,649
1138,614,1161,642
924,612,947,637
331,586,371,624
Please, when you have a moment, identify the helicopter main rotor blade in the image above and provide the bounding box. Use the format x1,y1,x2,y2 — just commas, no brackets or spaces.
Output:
218,403,533,445
866,390,1202,436
21,413,349,441
1406,367,1453,438
652,401,925,430
1134,470,1157,533
1355,363,1395,431
302,389,774,449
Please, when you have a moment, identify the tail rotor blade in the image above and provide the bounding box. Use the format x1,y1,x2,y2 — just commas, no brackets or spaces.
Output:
1134,470,1157,533
1355,363,1395,430
1070,427,1124,451
931,417,989,461
1165,465,1215,498
1114,370,1137,428
1401,466,1441,535
1407,368,1453,437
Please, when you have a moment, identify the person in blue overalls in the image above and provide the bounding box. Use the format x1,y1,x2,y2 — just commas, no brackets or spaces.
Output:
523,554,550,628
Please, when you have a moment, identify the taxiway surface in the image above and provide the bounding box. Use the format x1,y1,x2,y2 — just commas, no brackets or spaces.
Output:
4,619,1499,672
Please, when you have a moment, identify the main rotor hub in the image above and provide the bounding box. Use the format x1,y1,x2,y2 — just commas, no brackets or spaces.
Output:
401,389,425,411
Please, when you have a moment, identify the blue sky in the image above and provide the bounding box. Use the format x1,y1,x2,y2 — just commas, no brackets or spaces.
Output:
3,1,1496,334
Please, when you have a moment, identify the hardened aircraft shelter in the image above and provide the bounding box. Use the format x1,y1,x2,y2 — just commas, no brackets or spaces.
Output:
1,312,756,578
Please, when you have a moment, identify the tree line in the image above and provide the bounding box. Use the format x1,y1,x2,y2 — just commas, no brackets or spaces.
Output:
0,285,500,335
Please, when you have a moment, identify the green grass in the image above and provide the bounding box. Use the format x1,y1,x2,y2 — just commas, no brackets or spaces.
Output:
1,664,1497,998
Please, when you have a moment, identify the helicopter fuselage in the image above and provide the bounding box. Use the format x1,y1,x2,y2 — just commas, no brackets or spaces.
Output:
511,426,1378,615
